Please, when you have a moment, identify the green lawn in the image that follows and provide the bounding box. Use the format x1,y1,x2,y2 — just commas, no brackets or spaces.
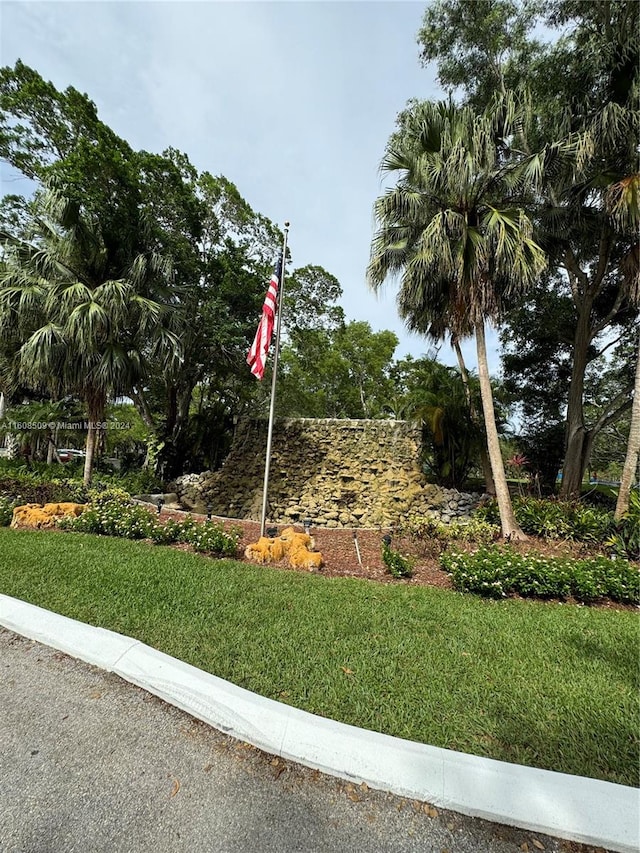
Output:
0,528,638,787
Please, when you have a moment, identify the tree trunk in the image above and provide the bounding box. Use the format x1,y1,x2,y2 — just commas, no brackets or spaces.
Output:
130,385,157,432
83,419,97,487
475,321,527,540
615,331,640,520
560,307,592,498
453,337,496,495
83,394,106,487
166,385,178,436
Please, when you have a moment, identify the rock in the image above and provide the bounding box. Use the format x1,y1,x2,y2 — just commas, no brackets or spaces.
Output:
164,418,483,529
11,502,85,530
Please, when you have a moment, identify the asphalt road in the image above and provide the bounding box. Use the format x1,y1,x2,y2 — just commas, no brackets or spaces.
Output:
0,629,604,853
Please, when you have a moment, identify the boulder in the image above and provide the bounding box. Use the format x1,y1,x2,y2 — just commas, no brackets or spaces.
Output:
11,502,85,530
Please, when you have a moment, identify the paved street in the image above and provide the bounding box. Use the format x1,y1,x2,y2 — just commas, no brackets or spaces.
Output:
0,629,603,853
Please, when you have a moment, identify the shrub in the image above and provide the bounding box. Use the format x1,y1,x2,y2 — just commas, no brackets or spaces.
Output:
606,491,640,562
0,459,164,503
382,540,414,579
61,494,239,558
180,519,240,557
86,487,133,507
62,494,156,540
148,518,183,545
0,475,87,505
405,514,499,547
97,467,164,496
441,546,639,605
475,496,612,542
0,496,15,527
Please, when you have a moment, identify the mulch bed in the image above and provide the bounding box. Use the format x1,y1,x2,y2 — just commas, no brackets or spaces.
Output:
157,507,637,610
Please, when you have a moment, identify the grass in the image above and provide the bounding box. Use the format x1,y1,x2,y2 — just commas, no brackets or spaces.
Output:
0,528,638,787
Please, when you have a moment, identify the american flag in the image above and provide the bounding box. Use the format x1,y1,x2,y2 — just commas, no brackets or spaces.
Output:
247,259,282,380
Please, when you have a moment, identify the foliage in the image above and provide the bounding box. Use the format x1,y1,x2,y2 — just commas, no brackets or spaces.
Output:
60,492,239,557
274,320,399,419
0,473,87,505
62,492,158,539
475,496,613,542
442,546,639,605
406,514,499,547
101,402,152,461
516,421,566,494
0,184,182,486
104,467,164,496
381,540,414,579
389,357,485,488
0,61,291,480
418,0,640,498
179,517,241,557
0,459,163,501
0,496,15,526
282,264,345,338
607,489,640,561
418,0,544,110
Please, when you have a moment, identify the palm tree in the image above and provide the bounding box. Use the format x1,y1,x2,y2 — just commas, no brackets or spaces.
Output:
0,188,181,485
368,95,550,539
615,329,640,520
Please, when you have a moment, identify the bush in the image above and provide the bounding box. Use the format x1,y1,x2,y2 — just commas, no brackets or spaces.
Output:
0,459,164,503
180,519,240,557
60,494,239,558
97,467,164,496
441,546,639,605
606,490,640,561
382,540,414,579
0,475,88,505
0,496,16,527
475,496,613,542
62,493,157,540
148,518,183,545
403,515,499,553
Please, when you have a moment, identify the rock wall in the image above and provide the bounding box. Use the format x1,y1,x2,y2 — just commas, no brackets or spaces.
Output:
171,418,482,529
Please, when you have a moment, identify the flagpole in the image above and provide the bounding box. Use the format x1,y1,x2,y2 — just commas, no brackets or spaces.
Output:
260,222,289,537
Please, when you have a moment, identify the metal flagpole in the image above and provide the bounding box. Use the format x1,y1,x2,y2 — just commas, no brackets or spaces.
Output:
260,221,290,537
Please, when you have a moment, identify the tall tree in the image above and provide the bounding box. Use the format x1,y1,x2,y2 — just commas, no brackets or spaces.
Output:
273,320,398,420
417,0,640,496
129,157,281,476
0,188,179,484
368,94,554,539
0,62,290,478
616,333,640,519
418,0,544,108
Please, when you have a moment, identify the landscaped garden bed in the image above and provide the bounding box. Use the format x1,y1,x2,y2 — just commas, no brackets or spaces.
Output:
4,485,639,608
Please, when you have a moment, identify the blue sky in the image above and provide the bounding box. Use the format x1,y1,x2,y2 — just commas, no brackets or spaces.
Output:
1,0,501,372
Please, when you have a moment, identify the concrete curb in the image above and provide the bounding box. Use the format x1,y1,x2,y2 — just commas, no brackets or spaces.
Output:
1,594,638,853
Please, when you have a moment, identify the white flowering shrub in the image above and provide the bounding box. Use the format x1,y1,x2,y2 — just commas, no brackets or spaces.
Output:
441,546,639,604
60,494,239,558
180,519,240,557
60,492,156,540
0,496,16,526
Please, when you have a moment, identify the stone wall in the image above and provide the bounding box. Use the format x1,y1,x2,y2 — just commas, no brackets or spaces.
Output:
170,418,482,529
